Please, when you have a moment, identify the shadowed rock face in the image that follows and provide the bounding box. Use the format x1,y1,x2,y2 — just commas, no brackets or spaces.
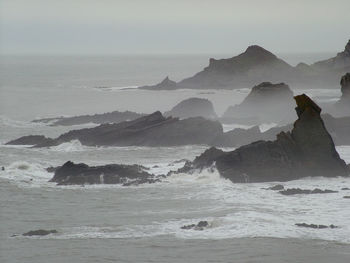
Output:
178,94,349,183
32,111,144,126
7,111,223,147
164,97,218,119
222,82,295,124
50,161,159,186
139,76,177,90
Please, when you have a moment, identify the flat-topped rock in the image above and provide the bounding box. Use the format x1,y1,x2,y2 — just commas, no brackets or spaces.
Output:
49,161,160,186
164,97,217,119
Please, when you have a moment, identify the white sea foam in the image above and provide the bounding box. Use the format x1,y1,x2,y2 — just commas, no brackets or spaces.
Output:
49,140,87,152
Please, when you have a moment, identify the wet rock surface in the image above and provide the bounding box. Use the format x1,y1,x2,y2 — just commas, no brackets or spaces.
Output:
22,229,58,236
181,221,209,231
295,223,338,229
177,95,349,183
50,161,161,186
279,188,338,195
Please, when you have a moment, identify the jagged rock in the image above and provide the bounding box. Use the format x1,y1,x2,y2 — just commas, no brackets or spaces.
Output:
176,94,349,183
32,111,144,126
279,188,338,195
5,135,54,146
295,223,338,229
164,98,217,119
341,187,350,190
344,196,350,199
181,221,209,231
23,229,58,236
221,82,295,124
49,161,160,186
7,111,223,147
139,76,177,90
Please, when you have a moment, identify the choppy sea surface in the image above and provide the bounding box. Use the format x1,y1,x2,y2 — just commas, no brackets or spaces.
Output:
0,55,349,263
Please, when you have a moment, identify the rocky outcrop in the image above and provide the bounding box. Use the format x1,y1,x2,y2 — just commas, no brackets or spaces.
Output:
164,98,217,119
176,94,349,183
221,82,295,124
7,112,223,147
32,111,144,126
5,135,54,146
139,76,177,90
295,223,338,229
181,221,209,231
177,45,294,89
49,161,160,186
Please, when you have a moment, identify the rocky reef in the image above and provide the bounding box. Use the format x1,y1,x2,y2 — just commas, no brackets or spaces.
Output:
139,76,177,90
32,110,144,126
164,97,217,119
7,111,223,147
176,94,349,182
49,161,160,186
221,82,295,124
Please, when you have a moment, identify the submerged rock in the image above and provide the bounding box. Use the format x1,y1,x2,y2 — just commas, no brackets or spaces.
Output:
279,188,338,195
164,97,218,119
50,161,160,186
265,184,285,191
295,223,338,229
181,221,209,231
23,229,58,236
222,82,295,124
33,110,144,126
176,94,349,183
139,76,177,90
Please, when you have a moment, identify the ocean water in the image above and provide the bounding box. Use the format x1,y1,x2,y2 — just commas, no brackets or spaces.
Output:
0,55,349,263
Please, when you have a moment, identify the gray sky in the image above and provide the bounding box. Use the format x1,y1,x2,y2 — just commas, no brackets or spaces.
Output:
1,0,349,55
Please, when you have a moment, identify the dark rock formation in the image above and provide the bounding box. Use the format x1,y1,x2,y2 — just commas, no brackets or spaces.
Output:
49,161,160,186
7,111,223,147
177,45,295,89
279,188,338,195
137,40,350,90
164,98,217,119
181,221,209,231
139,76,177,90
23,229,58,236
295,223,338,229
265,184,285,191
221,82,295,124
343,196,350,199
341,187,350,190
32,111,144,126
5,135,54,146
176,94,349,183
